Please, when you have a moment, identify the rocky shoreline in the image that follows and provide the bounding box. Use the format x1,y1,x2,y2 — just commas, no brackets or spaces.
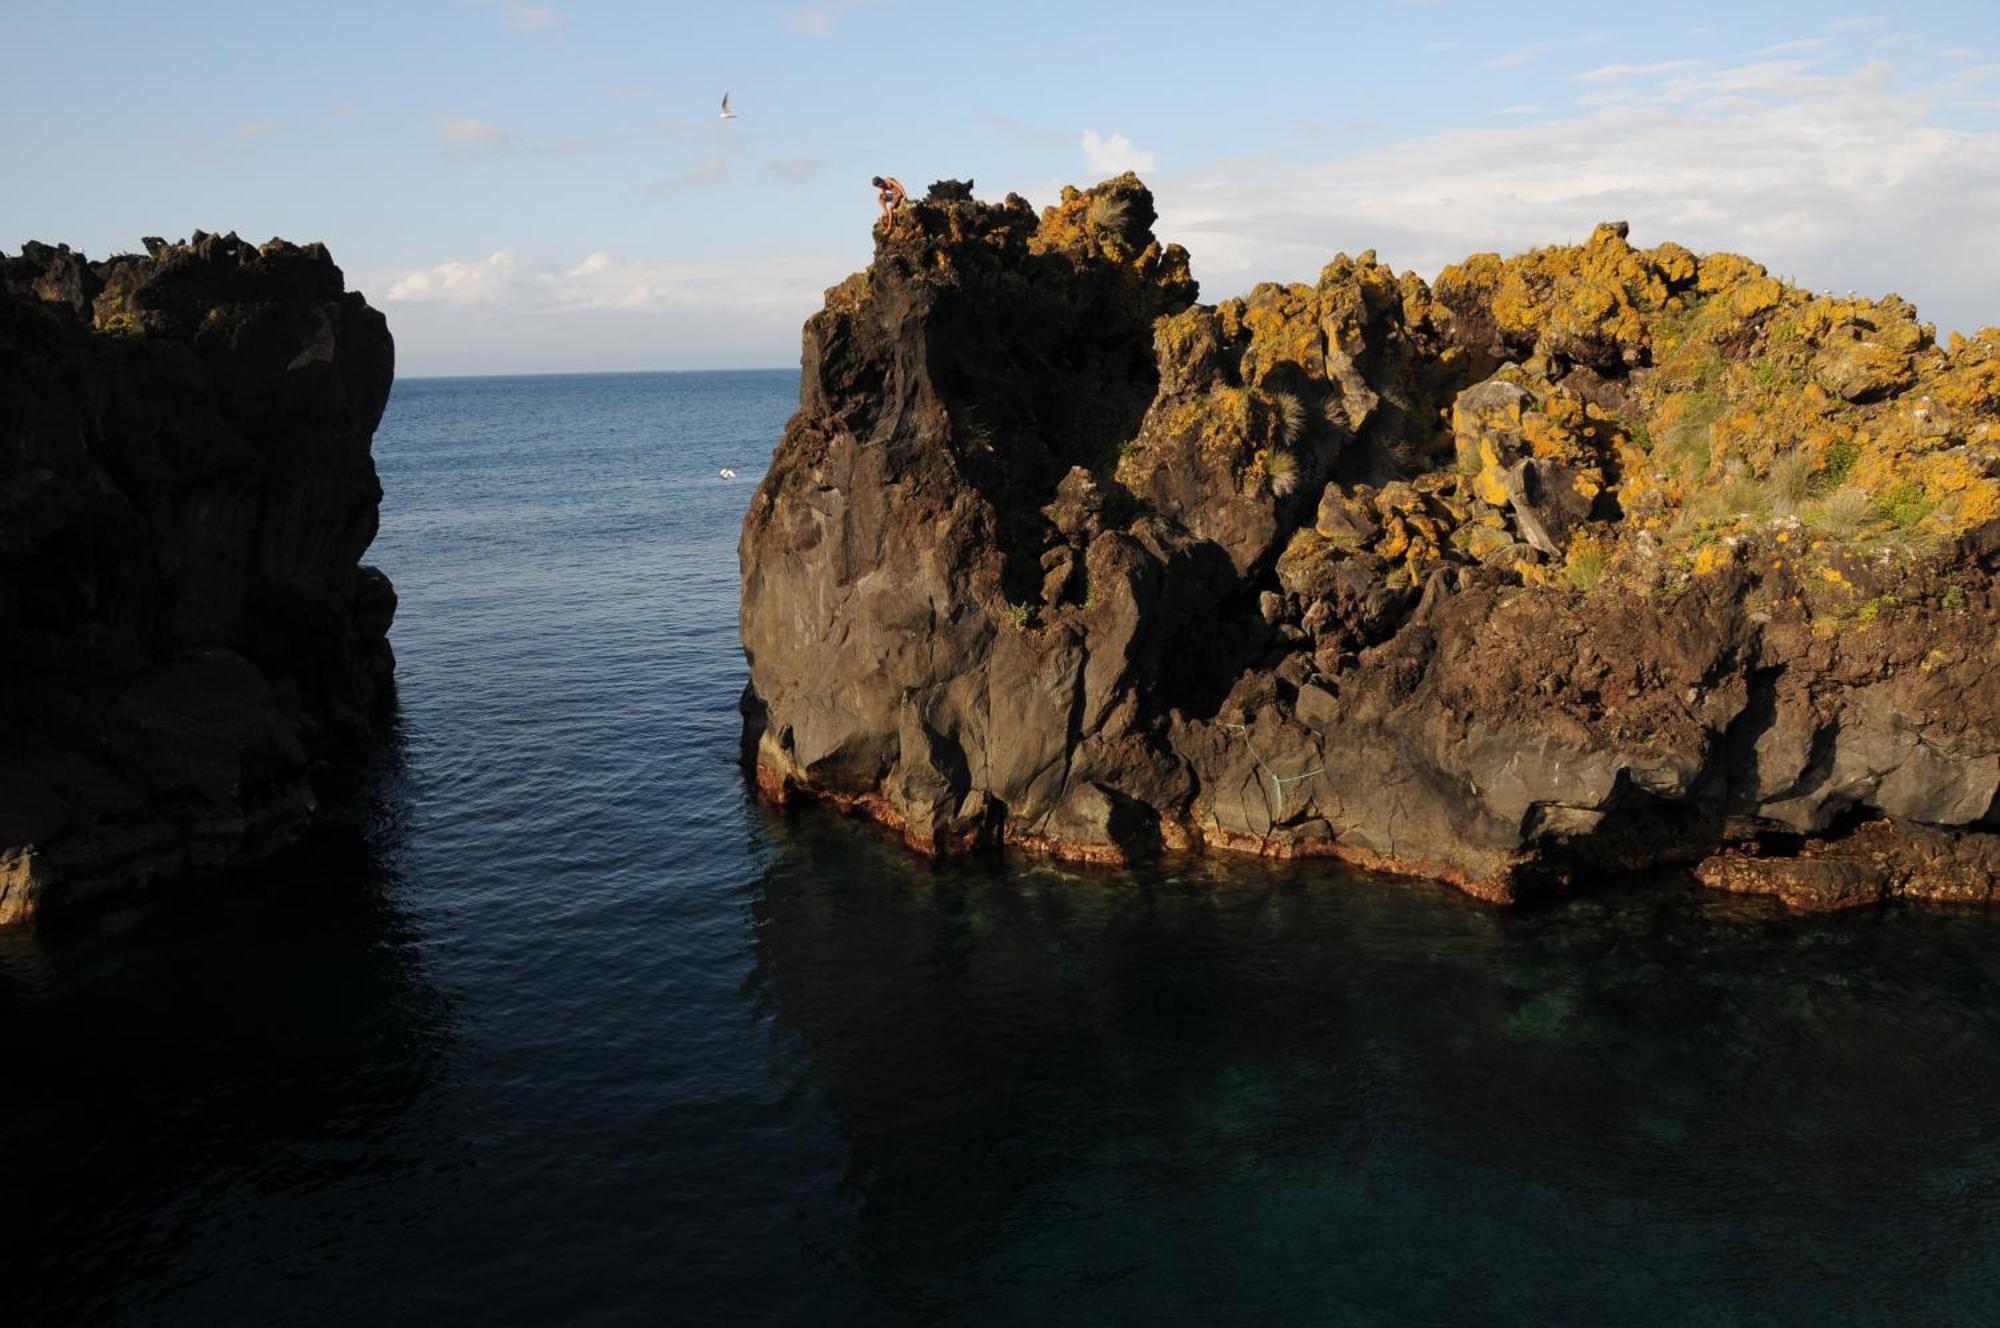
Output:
0,233,396,924
739,175,2000,911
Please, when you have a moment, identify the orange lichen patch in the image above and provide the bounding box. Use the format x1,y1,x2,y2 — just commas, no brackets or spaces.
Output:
1437,221,1698,373
1238,282,1327,386
1692,542,1737,576
1126,210,1995,596
1031,173,1196,293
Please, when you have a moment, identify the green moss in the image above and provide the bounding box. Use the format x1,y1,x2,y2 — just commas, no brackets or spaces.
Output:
1819,437,1860,487
1875,482,1934,529
1856,593,1900,625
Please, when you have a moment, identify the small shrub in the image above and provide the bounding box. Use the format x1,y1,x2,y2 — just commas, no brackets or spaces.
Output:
1004,601,1033,631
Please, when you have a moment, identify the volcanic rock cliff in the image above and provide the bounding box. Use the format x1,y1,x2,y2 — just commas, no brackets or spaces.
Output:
739,176,2000,911
0,233,396,924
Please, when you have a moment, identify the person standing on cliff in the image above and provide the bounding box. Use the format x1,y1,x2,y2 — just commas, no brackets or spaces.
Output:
873,176,907,229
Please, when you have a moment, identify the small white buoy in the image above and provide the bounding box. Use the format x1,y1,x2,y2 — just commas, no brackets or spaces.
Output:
719,467,737,479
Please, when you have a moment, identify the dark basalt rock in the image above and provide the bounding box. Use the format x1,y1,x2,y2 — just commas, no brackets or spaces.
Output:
0,232,395,924
739,176,2000,908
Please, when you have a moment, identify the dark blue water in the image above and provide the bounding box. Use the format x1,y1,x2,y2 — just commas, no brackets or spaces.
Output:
7,370,2000,1324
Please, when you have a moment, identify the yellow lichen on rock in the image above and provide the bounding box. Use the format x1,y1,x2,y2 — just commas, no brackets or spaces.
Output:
1113,206,1994,602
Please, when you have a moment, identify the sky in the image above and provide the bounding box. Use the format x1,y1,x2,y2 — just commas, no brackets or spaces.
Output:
8,1,2000,376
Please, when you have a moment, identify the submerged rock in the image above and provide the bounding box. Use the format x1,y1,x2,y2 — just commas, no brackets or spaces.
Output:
0,233,395,924
739,176,2000,907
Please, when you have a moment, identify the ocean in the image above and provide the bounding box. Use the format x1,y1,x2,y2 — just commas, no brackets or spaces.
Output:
4,370,2000,1323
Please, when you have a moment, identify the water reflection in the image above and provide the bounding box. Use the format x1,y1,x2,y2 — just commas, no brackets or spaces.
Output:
750,806,2000,1322
0,732,458,1322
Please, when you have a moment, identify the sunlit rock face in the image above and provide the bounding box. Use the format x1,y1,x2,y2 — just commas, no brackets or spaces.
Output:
741,175,2000,907
0,233,397,924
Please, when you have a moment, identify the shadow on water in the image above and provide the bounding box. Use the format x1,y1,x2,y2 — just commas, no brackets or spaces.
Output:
748,804,2000,1324
0,725,461,1323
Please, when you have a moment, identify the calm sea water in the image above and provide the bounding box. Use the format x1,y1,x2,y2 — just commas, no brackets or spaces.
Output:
6,370,2000,1324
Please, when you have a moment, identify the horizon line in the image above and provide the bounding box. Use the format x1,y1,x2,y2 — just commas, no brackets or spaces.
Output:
395,365,798,382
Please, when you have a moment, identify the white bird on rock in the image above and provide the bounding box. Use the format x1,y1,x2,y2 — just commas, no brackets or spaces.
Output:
719,92,738,120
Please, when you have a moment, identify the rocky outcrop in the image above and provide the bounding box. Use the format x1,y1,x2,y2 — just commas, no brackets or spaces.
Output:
0,233,396,924
740,176,2000,909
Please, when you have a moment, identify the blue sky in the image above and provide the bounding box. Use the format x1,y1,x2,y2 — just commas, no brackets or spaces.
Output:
8,1,2000,374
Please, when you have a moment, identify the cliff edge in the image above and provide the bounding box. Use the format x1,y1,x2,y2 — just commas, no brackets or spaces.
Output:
740,176,2000,910
0,233,397,924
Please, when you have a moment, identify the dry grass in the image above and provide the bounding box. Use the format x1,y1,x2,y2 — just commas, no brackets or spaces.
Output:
1763,449,1814,515
1266,448,1301,497
1086,193,1132,234
1271,391,1307,447
1803,486,1874,537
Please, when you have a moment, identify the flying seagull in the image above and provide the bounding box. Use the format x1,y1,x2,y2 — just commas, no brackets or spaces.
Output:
719,92,737,120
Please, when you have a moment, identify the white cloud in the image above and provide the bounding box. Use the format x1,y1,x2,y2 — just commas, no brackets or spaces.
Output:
767,157,820,184
645,153,728,194
500,2,561,30
1147,55,2000,337
1575,59,1712,83
1080,130,1155,176
436,115,516,158
372,249,856,374
1485,42,1554,69
384,249,845,316
784,1,863,36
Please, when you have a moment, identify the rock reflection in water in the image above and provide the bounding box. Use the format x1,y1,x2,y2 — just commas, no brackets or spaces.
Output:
0,737,458,1322
749,807,2000,1322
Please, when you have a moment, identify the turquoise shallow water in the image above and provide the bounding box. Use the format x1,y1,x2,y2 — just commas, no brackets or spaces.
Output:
5,370,2000,1324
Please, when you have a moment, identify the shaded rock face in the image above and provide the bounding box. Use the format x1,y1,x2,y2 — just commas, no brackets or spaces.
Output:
0,233,396,924
741,176,2000,908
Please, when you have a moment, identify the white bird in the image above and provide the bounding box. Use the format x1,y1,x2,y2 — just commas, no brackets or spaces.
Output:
719,92,737,120
719,467,737,478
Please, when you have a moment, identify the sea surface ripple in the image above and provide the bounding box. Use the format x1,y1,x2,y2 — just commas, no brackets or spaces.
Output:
5,371,2000,1324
